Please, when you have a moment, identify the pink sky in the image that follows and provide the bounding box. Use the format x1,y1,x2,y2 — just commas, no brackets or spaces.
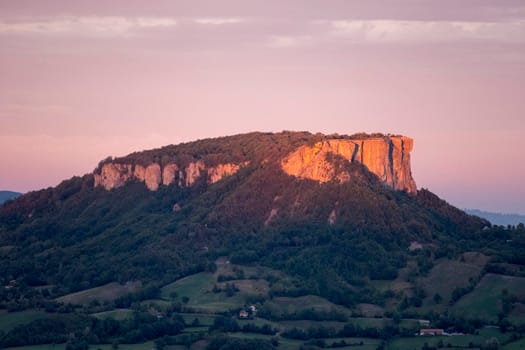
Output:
1,0,524,213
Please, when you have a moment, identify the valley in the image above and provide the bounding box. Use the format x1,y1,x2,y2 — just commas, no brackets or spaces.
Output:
2,253,525,350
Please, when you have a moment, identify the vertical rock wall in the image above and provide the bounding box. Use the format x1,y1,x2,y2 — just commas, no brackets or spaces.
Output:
94,160,247,191
280,136,417,193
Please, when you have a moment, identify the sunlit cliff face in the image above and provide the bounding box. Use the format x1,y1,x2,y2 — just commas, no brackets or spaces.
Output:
94,161,245,191
281,136,417,193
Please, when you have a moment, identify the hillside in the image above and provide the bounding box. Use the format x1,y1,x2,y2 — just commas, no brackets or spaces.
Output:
0,131,523,349
0,190,21,204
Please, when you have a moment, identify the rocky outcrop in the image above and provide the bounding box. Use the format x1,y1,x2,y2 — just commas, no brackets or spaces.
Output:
182,161,205,187
162,164,179,186
94,161,247,191
133,165,146,182
94,163,133,190
144,164,161,191
207,162,246,184
281,136,417,193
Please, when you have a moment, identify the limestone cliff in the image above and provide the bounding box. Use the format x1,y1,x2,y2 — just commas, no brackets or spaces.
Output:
281,136,417,193
93,133,416,193
94,160,247,191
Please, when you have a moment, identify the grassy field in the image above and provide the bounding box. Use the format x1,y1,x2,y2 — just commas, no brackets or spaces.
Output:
91,308,135,320
0,310,49,332
279,319,348,331
214,257,279,279
160,272,245,312
370,279,412,295
356,303,385,317
220,278,269,295
161,273,213,300
160,264,275,313
451,274,525,322
419,256,487,307
262,295,352,317
56,281,141,305
503,337,525,350
509,303,525,325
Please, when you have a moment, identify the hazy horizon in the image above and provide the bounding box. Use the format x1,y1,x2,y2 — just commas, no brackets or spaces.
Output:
1,0,524,213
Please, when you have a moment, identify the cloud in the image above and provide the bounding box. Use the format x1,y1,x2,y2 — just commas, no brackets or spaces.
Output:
327,19,525,43
0,16,177,37
193,18,246,25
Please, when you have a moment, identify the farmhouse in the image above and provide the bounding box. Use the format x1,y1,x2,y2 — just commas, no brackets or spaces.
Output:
238,310,249,319
420,329,444,336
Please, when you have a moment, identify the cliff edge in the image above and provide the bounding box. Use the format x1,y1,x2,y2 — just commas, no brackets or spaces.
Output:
93,133,416,194
281,136,417,193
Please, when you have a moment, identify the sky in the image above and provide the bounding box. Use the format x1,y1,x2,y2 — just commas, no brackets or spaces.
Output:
0,0,524,214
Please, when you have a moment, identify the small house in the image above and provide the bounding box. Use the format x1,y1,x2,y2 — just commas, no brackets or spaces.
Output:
239,310,249,319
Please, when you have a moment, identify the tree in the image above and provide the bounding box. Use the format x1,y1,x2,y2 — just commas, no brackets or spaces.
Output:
433,293,442,304
154,337,167,350
392,312,401,324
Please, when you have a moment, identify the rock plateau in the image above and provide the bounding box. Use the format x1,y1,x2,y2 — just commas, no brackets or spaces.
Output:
94,134,416,194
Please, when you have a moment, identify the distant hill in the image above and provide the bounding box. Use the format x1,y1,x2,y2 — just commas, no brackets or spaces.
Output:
466,209,525,226
0,191,21,204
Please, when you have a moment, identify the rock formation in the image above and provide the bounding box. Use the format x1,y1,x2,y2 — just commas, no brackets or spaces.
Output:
162,163,179,186
94,161,247,191
281,136,417,193
94,134,416,194
94,163,133,190
144,164,161,191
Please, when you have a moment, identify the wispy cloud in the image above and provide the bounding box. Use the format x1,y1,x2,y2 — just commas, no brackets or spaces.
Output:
327,19,525,43
193,18,246,25
0,16,177,37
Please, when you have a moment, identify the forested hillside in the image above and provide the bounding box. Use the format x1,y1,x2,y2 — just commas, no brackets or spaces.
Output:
0,132,523,349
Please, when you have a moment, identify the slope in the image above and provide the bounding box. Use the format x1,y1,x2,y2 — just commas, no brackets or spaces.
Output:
0,132,508,307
